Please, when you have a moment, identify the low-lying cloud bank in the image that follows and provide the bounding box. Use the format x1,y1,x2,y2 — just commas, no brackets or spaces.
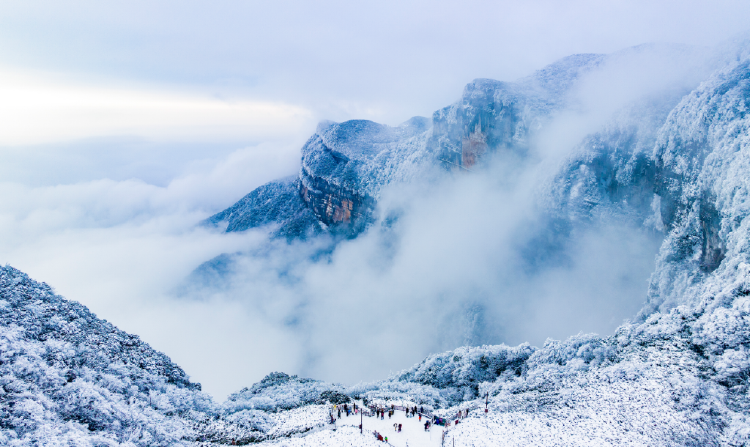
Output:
181,158,663,399
0,139,306,400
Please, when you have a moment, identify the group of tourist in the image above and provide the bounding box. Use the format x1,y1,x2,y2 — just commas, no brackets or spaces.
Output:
330,402,360,424
362,401,475,441
334,403,356,418
373,430,387,443
329,400,477,443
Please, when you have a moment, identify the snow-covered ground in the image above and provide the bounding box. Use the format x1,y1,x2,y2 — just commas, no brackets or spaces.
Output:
337,407,442,447
261,407,443,447
262,426,380,447
268,405,331,438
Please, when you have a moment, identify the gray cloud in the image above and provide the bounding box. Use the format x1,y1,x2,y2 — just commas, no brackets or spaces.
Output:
1,1,749,125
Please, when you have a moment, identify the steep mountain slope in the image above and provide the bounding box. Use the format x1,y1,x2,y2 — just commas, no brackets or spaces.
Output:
204,176,322,240
647,49,750,314
207,116,434,238
0,265,210,446
297,116,432,236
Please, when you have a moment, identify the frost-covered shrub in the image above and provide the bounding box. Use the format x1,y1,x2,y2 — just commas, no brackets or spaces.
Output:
224,372,349,413
348,344,537,408
395,344,535,390
349,380,450,410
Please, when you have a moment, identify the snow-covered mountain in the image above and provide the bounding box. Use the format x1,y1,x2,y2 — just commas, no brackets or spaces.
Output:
6,40,750,445
204,53,608,239
0,265,210,446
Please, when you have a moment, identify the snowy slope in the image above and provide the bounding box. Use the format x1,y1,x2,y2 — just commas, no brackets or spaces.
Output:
0,265,212,446
223,372,349,413
204,176,322,240
351,297,750,445
442,303,750,446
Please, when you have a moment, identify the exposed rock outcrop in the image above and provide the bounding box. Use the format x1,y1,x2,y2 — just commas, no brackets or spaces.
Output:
208,117,433,238
204,176,322,240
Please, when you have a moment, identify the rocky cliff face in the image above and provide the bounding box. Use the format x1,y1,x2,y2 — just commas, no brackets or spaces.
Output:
207,116,433,238
297,117,432,235
297,126,377,235
645,51,750,314
429,54,605,170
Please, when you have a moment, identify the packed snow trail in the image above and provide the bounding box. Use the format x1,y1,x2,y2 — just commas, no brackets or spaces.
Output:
335,408,442,447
